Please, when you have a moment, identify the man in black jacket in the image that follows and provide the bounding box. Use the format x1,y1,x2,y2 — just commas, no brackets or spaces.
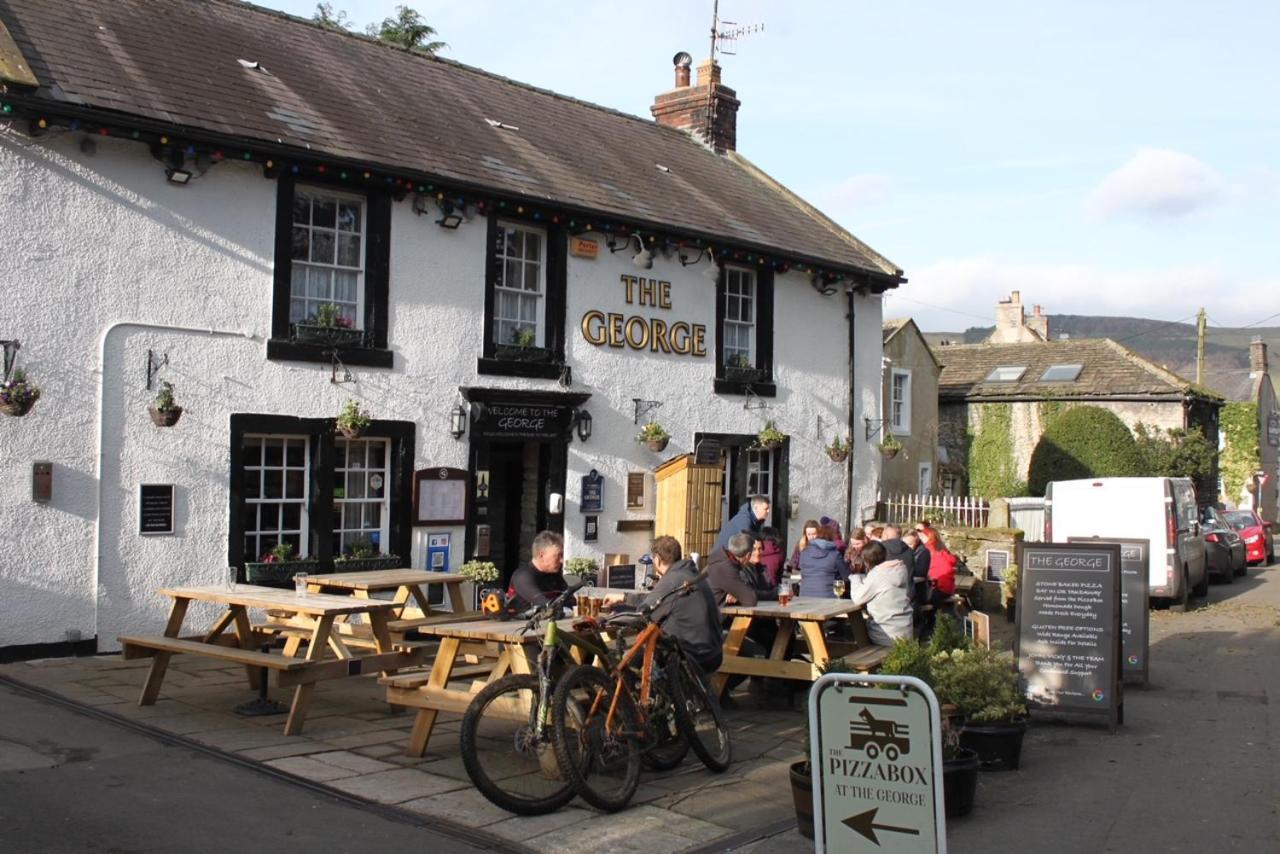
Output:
507,531,567,612
714,495,770,552
643,536,723,673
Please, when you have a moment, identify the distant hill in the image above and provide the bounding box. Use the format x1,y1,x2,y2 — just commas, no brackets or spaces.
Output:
923,316,1280,401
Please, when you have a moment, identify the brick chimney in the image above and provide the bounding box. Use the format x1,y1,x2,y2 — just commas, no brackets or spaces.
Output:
1250,337,1269,376
1027,303,1050,341
651,53,740,153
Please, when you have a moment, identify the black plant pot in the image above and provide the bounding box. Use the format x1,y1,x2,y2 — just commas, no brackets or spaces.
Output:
960,719,1028,771
1005,599,1016,623
943,747,980,817
789,761,814,840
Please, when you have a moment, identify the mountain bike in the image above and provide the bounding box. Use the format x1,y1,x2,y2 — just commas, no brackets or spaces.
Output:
549,572,732,812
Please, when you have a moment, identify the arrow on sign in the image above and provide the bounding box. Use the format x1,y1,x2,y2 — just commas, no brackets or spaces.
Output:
843,808,921,845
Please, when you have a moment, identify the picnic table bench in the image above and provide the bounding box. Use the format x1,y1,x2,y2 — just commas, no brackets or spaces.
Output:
118,584,423,734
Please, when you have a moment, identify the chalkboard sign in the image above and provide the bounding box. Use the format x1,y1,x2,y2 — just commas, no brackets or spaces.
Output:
694,437,722,466
603,563,637,590
1015,541,1122,731
986,549,1010,582
1070,537,1150,687
138,484,175,535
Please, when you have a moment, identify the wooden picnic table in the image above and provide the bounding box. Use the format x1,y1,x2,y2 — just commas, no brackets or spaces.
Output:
381,616,577,756
117,584,422,735
711,597,885,697
303,570,475,643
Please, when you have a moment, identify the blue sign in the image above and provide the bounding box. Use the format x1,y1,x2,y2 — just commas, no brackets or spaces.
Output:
425,533,451,606
581,469,604,512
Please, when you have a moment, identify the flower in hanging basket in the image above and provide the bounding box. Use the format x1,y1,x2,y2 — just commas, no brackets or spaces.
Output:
825,434,852,463
147,380,183,427
458,560,500,584
336,398,371,439
878,433,903,459
636,421,671,453
755,420,787,450
0,368,41,417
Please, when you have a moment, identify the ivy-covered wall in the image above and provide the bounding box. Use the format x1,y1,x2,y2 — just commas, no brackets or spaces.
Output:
1221,402,1260,503
967,403,1027,498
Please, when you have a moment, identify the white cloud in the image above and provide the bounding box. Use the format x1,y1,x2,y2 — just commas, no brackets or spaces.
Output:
1089,148,1223,219
818,173,894,210
888,257,1275,332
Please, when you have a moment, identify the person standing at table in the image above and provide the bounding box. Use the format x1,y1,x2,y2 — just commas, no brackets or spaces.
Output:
797,524,849,598
714,494,771,552
849,541,913,646
507,531,567,611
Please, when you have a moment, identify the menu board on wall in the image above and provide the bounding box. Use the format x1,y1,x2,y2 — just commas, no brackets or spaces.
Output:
413,468,468,526
138,484,175,535
1015,541,1122,731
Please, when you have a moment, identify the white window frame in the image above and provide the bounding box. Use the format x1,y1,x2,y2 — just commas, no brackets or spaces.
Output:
243,434,311,560
334,437,392,556
722,266,757,368
918,462,933,495
492,220,548,348
890,368,912,435
746,447,773,503
289,186,367,330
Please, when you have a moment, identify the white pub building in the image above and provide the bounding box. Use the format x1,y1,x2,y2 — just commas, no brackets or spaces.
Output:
0,0,903,656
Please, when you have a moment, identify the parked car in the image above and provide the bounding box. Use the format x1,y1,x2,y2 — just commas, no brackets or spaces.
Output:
1044,477,1208,611
1223,509,1275,566
1200,507,1247,581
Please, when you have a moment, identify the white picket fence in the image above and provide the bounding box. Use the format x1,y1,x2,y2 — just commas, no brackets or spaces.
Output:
881,493,990,528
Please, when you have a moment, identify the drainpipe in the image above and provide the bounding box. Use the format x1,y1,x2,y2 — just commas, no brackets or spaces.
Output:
846,288,857,535
94,321,255,642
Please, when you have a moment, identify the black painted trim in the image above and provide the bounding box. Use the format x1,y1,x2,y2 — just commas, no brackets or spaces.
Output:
480,214,568,377
0,638,97,664
713,265,775,392
265,339,394,368
713,379,777,397
476,357,562,379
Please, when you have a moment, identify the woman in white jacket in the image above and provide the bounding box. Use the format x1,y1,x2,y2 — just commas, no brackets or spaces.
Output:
848,541,914,646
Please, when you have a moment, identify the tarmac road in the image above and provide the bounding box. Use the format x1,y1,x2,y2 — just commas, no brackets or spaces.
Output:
0,680,504,854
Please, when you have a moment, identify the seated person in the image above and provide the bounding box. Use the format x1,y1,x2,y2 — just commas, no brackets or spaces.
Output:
849,541,914,646
745,537,780,602
707,532,761,607
797,524,848,598
641,535,723,674
507,530,567,612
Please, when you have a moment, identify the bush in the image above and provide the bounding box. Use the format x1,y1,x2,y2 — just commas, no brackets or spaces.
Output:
1027,405,1142,496
879,638,934,684
928,614,971,656
931,646,1027,723
1134,423,1215,480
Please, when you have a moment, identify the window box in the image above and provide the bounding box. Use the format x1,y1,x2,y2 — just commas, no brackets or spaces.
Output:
291,323,371,350
333,555,403,573
244,559,326,586
724,365,769,384
493,344,555,363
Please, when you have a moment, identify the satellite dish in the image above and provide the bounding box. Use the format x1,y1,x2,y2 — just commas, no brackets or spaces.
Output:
673,51,693,68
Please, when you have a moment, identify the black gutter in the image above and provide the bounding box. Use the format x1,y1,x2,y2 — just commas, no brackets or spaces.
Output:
846,287,857,535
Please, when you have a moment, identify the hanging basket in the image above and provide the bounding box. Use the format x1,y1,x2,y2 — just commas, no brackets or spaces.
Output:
0,399,36,417
338,424,366,440
757,439,784,452
148,406,183,427
880,447,900,460
643,437,670,453
826,448,849,463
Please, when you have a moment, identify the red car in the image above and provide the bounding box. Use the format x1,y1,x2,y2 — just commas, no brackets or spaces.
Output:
1224,510,1275,565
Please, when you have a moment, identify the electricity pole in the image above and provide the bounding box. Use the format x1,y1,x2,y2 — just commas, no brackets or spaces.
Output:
1195,308,1206,385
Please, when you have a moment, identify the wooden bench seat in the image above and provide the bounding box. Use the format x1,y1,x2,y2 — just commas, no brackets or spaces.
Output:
379,663,496,690
842,644,891,673
119,635,307,671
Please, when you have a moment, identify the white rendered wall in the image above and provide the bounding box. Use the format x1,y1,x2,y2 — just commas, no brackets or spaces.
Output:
0,130,887,649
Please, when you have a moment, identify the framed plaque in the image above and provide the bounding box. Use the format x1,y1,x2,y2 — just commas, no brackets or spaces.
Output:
413,467,468,526
138,483,175,536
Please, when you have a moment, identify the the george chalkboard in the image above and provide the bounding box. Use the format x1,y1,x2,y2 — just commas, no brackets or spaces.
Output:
1015,541,1122,731
1069,537,1150,687
603,563,637,590
139,484,175,535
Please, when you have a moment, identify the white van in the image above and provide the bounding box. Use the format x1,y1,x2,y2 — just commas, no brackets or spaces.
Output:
1043,477,1208,610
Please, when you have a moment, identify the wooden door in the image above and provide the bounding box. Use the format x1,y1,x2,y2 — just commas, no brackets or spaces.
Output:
685,462,724,562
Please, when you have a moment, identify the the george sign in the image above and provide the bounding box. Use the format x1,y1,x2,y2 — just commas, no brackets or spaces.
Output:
138,483,175,535
413,468,468,526
424,533,451,606
810,674,945,854
1269,412,1279,448
603,563,636,590
985,549,1009,583
569,236,599,259
1015,542,1123,731
626,472,646,509
474,402,574,440
581,469,604,512
1069,537,1150,686
579,274,708,358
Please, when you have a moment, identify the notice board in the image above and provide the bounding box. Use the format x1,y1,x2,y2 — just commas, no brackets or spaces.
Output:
413,467,467,526
138,484,175,535
1015,541,1122,731
1069,537,1150,686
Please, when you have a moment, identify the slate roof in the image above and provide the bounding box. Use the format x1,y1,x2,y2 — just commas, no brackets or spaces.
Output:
935,338,1223,402
0,0,902,282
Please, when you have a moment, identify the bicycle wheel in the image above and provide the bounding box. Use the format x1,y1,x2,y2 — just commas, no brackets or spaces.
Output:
551,664,642,812
642,673,689,771
460,673,577,815
669,656,732,772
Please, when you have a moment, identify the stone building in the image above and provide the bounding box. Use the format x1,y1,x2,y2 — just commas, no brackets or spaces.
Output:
880,319,941,496
985,291,1050,344
0,1,903,654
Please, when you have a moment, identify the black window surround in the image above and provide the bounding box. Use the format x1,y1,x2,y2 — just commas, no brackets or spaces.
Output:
227,413,414,572
267,176,395,368
478,215,568,380
714,265,776,396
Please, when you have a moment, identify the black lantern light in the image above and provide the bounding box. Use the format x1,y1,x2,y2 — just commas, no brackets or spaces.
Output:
575,408,593,442
450,404,467,439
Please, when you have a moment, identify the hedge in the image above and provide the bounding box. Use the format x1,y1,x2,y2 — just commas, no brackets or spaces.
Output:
1027,405,1143,496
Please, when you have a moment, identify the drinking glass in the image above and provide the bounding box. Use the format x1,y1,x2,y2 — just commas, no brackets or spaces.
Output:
226,566,237,592
293,572,309,597
778,584,791,607
833,578,847,598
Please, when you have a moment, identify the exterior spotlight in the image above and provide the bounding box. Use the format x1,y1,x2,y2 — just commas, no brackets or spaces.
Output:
165,167,192,185
450,404,467,439
436,200,463,229
632,246,653,269
703,257,721,280
575,409,593,442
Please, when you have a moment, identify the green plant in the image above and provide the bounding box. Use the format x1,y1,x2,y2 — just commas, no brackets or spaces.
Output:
336,399,371,432
968,403,1026,498
756,420,787,448
878,432,903,453
459,560,500,584
879,638,935,684
1221,402,1261,501
1134,423,1215,481
1027,405,1143,496
564,557,599,580
337,538,379,560
510,327,537,348
310,303,352,329
1001,563,1020,602
726,352,752,369
637,422,670,443
153,381,178,413
928,614,972,656
0,368,41,410
262,542,299,563
826,435,851,456
931,646,1026,724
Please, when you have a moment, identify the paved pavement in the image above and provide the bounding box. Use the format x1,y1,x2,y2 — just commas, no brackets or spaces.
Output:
4,562,1279,853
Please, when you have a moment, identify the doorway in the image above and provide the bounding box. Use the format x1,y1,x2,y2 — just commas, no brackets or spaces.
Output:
483,440,559,586
696,432,790,544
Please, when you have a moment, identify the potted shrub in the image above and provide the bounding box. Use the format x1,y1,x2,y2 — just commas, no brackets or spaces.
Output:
932,645,1029,771
147,381,183,427
459,559,501,610
292,303,367,348
825,434,851,463
336,399,371,439
334,537,401,572
495,327,553,362
756,420,787,451
878,432,903,460
563,557,599,584
637,421,671,453
1001,563,1020,623
0,368,41,417
244,542,325,586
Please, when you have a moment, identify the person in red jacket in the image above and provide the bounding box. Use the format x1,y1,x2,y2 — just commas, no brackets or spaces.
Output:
922,528,957,596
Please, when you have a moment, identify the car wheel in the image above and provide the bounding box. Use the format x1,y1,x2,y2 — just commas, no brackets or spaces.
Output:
1170,568,1190,612
1192,563,1210,597
1235,551,1248,577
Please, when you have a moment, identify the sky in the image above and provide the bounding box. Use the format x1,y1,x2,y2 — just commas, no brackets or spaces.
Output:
262,0,1279,333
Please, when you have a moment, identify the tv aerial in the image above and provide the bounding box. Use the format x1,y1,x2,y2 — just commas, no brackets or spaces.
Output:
709,0,764,62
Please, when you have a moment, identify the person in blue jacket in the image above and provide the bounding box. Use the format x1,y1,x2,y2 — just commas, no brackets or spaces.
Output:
798,523,850,598
714,494,770,552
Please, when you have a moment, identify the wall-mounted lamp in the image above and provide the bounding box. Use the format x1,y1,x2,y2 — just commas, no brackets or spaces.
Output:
574,409,593,442
703,255,721,281
632,240,653,270
810,272,839,296
165,167,192,185
450,404,467,439
435,200,463,229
